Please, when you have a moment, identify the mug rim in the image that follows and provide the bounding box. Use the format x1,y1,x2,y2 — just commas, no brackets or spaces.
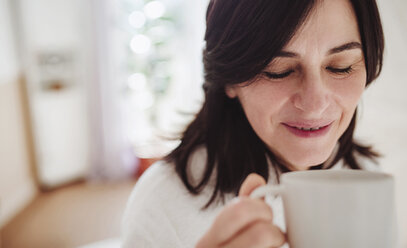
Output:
281,169,393,185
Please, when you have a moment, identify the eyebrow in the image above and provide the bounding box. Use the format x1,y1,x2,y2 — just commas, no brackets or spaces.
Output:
328,42,362,55
276,41,363,58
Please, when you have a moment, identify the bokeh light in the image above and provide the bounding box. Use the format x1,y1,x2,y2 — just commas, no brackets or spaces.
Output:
144,1,166,19
128,11,146,29
130,34,151,54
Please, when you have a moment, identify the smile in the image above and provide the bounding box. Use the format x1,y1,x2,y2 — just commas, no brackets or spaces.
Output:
293,126,324,131
282,122,333,138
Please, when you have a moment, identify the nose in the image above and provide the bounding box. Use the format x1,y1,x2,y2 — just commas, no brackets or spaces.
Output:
292,71,330,116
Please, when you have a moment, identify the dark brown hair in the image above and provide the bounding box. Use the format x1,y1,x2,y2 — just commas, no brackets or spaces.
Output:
166,0,384,208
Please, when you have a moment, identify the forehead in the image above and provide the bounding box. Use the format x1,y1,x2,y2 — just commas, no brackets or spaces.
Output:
284,0,361,54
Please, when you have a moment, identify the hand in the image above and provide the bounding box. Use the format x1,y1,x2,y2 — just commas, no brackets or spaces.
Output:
196,173,286,248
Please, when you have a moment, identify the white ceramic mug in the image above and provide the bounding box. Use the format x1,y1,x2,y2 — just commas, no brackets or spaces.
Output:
250,170,397,248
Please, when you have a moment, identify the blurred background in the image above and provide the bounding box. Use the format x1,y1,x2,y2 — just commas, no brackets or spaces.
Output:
0,0,406,247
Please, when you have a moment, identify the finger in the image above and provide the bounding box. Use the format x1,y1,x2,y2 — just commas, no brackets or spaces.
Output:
239,173,267,197
221,221,286,248
204,197,274,245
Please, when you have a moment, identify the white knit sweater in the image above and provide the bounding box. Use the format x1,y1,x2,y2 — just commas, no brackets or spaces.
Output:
121,147,378,248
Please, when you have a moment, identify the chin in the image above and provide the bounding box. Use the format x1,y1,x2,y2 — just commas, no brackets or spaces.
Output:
284,150,333,171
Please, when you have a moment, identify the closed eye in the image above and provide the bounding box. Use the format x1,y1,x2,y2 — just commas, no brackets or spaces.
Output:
326,66,353,74
263,70,294,79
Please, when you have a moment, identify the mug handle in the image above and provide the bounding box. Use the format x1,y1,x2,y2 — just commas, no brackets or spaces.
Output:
250,185,284,199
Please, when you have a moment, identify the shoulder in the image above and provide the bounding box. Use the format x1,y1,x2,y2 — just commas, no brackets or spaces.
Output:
130,145,209,198
122,159,186,221
129,160,181,200
121,148,221,247
124,145,210,214
121,161,184,247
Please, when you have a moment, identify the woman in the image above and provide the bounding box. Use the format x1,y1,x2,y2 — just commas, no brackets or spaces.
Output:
122,0,384,247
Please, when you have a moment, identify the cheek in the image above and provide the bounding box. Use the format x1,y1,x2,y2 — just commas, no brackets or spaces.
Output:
333,73,366,110
331,72,366,137
238,91,271,130
239,83,290,115
237,83,290,134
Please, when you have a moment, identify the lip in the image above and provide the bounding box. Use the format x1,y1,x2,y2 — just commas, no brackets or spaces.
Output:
282,121,333,138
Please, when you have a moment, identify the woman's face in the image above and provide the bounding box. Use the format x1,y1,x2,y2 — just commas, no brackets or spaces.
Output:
226,0,366,170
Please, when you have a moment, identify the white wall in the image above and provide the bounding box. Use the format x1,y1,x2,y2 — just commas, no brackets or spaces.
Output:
0,0,19,83
357,1,407,246
0,0,37,228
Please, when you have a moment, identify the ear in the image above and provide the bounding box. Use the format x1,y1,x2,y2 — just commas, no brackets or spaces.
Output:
225,85,238,98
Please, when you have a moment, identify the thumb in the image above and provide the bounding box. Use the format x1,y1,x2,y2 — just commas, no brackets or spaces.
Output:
239,173,267,197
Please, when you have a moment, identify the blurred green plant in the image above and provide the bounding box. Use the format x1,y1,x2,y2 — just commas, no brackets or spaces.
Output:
119,0,183,107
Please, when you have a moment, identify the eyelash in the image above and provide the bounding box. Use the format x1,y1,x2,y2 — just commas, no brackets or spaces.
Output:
262,70,294,79
326,66,353,74
263,66,353,79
